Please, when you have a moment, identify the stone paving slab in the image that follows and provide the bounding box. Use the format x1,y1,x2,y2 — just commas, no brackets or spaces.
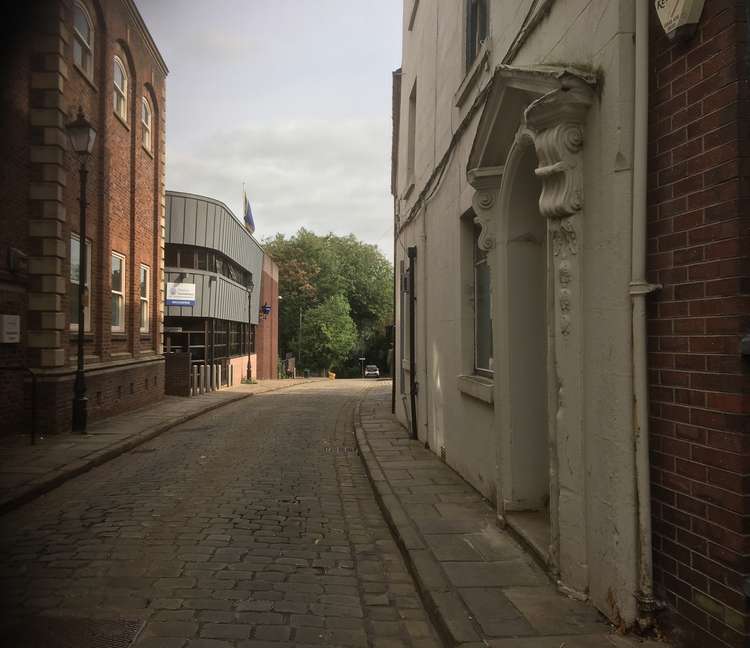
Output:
0,379,314,515
355,383,668,648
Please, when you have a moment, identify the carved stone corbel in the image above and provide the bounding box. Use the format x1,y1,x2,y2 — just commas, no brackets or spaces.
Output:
524,83,594,220
467,165,504,252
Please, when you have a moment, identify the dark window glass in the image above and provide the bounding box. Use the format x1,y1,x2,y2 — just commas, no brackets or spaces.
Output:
165,246,178,267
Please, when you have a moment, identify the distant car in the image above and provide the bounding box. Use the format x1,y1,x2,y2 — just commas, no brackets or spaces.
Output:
364,364,380,378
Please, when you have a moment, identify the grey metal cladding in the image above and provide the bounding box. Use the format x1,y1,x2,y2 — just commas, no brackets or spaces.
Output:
165,190,264,274
165,269,251,323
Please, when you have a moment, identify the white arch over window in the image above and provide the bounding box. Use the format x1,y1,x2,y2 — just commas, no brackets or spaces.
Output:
113,56,128,121
141,96,152,152
73,2,94,78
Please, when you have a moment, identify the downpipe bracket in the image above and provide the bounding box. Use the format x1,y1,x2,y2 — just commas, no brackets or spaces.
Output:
629,281,661,296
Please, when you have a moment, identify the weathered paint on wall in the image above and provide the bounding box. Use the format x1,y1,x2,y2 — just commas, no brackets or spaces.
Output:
394,0,641,626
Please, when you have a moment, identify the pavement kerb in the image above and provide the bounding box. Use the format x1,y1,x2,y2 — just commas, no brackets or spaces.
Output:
353,392,483,647
0,380,310,517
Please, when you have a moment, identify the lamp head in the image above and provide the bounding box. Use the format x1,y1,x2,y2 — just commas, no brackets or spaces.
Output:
66,106,97,158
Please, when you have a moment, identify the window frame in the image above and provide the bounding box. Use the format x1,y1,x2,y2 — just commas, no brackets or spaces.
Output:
70,234,92,332
113,56,128,122
139,264,150,334
465,0,488,71
111,251,126,333
72,1,94,80
473,221,493,377
141,96,152,152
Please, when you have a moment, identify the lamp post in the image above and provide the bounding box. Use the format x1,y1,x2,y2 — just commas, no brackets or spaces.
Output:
66,107,96,433
246,274,255,381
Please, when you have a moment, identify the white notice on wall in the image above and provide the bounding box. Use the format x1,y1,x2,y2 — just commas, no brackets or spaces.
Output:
654,0,705,40
166,282,196,306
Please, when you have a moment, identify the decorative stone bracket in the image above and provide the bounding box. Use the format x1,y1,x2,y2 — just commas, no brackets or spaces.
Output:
525,84,593,220
467,166,503,253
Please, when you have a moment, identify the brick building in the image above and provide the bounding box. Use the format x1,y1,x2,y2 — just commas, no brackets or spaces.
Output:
255,255,279,380
647,3,750,646
0,0,167,436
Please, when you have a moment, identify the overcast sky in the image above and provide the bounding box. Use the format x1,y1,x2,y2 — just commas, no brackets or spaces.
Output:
138,0,402,259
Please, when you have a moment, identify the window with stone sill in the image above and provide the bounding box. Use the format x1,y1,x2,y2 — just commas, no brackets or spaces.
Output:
466,0,488,71
139,264,150,333
73,2,94,79
70,234,91,332
113,56,128,121
141,97,152,152
473,220,493,376
111,251,126,332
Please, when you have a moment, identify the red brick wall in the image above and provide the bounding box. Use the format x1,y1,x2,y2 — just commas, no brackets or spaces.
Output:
647,3,750,647
0,0,167,436
255,256,279,380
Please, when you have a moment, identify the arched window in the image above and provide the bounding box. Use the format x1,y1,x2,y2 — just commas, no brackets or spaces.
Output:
113,57,128,121
73,2,94,78
466,0,488,69
141,97,152,151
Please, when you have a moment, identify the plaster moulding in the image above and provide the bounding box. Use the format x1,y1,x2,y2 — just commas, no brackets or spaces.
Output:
654,0,705,41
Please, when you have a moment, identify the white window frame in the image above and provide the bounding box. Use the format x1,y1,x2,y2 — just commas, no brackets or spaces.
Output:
72,1,94,80
139,264,150,333
141,97,152,152
70,234,91,332
473,221,493,376
113,56,128,122
111,251,126,333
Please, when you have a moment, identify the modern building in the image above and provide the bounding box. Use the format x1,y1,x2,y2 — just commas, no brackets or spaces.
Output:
164,191,277,386
0,0,167,436
392,2,747,646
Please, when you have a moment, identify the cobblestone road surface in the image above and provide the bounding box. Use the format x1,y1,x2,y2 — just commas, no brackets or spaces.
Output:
0,380,441,648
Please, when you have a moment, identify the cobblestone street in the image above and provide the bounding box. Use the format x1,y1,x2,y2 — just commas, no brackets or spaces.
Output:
0,380,441,647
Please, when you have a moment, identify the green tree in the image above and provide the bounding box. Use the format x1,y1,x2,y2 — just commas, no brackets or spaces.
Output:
263,229,393,375
301,294,358,372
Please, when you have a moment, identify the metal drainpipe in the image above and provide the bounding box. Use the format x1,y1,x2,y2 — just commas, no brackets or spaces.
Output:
631,0,660,630
407,245,418,440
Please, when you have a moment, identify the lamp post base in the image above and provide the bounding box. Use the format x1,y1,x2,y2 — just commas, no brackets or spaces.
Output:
72,373,88,433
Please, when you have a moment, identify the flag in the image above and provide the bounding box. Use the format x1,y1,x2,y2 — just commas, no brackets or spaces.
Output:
243,190,256,234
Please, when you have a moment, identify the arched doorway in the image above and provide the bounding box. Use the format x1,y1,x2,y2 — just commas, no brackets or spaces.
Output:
505,140,550,519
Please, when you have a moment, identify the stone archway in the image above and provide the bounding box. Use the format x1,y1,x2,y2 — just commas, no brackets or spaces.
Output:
467,66,596,593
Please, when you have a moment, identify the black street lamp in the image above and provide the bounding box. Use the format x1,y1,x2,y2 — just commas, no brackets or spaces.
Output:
66,107,96,433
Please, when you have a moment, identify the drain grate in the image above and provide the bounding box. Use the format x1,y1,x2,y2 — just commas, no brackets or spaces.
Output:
0,616,145,648
323,446,359,454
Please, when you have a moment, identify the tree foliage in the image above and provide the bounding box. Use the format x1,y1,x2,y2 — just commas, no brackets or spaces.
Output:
264,229,393,375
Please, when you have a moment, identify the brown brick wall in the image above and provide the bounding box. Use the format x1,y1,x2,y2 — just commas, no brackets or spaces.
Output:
647,3,750,647
255,256,278,380
0,0,167,437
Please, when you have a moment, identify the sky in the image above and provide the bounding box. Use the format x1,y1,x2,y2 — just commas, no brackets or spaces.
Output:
137,0,403,260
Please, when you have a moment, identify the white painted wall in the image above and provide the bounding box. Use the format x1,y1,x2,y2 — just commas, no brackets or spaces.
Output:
394,0,641,626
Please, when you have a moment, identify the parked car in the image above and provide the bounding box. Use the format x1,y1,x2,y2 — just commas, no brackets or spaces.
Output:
364,364,380,378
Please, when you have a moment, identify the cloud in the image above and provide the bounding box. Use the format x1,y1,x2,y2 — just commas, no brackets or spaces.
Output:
166,119,395,258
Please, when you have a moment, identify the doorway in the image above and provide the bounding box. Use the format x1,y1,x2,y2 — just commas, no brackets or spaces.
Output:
504,142,550,555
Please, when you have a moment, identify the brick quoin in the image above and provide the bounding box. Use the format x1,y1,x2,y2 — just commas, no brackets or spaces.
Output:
0,0,167,436
647,3,750,647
